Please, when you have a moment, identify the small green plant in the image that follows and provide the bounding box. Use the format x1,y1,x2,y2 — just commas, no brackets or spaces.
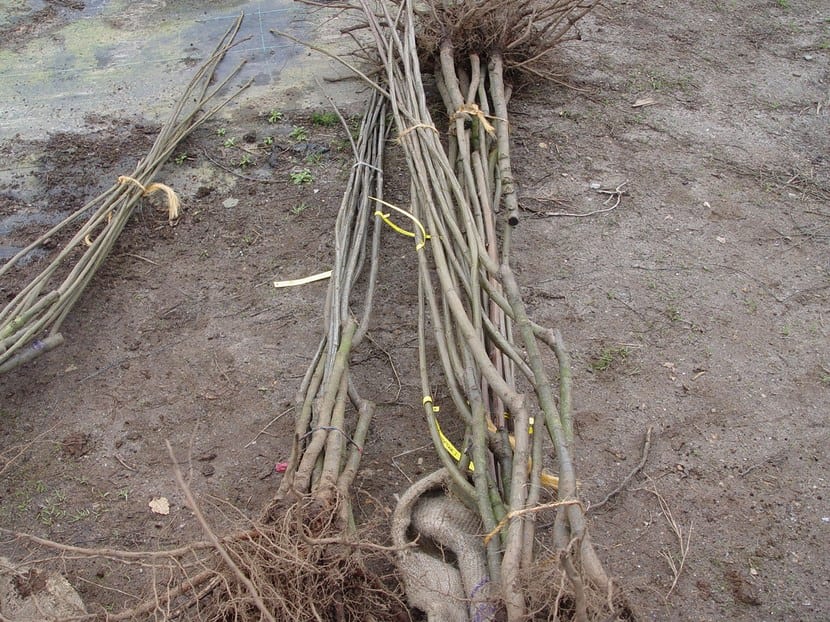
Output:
263,136,274,146
311,110,339,126
216,127,227,137
291,202,310,216
36,488,68,526
223,137,236,148
174,152,189,165
649,73,666,91
117,488,131,502
69,508,92,523
267,109,284,124
590,346,629,372
37,503,65,526
290,169,314,185
776,0,789,8
238,153,253,168
666,305,682,322
347,114,361,138
305,152,322,165
14,490,31,513
331,138,350,152
289,126,309,141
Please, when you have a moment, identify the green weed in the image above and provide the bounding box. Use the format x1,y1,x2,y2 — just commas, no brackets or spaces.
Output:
14,490,32,513
648,71,694,94
290,169,314,185
590,346,629,372
289,126,309,141
347,115,362,138
666,305,682,322
311,111,339,126
69,508,92,523
267,109,284,124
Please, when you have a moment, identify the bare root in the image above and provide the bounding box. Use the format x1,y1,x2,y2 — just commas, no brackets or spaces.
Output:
3,495,407,622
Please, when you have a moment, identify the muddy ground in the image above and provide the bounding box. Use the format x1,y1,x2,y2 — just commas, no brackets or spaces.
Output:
1,1,828,620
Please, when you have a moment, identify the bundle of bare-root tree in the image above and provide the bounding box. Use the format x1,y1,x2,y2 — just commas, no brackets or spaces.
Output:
138,94,404,621
340,1,619,620
269,91,388,518
2,92,409,622
166,91,411,621
5,1,627,618
0,18,249,375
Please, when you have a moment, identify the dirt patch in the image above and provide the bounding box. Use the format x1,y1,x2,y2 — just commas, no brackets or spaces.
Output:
1,1,829,620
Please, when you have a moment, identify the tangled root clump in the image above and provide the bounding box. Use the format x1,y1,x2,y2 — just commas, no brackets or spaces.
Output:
191,498,408,622
520,561,636,622
406,0,597,75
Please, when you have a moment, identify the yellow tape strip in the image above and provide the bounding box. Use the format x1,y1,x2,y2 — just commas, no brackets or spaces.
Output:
424,397,558,489
370,196,430,250
273,270,332,288
500,412,534,435
435,419,475,472
424,396,472,472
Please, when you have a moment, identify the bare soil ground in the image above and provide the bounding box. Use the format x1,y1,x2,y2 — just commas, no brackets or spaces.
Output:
1,1,828,620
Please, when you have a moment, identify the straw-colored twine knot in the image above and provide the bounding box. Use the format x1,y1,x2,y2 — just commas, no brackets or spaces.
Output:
118,175,181,225
449,103,499,137
395,123,439,144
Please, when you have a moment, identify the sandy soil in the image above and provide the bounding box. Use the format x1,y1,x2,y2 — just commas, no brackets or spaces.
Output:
1,1,828,620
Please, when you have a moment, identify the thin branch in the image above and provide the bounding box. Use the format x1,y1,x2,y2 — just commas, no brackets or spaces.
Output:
0,529,218,560
591,426,653,511
166,440,277,622
484,499,584,545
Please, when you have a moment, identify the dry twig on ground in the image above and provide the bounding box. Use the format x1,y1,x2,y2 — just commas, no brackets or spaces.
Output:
644,482,692,600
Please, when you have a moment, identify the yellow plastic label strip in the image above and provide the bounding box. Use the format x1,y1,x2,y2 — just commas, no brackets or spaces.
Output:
435,419,474,472
424,395,474,473
273,270,332,288
370,196,430,250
